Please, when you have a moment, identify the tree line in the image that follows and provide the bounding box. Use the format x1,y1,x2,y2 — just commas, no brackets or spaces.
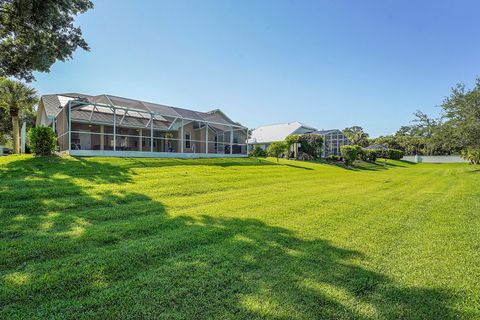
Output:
343,79,480,159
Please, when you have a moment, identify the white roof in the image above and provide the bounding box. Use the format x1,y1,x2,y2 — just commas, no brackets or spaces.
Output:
248,121,317,144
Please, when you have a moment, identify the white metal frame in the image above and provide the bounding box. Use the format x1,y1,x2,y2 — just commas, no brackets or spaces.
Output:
58,99,248,157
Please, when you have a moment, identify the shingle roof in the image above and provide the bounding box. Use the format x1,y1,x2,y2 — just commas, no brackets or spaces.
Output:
41,95,62,118
71,109,169,130
40,93,243,128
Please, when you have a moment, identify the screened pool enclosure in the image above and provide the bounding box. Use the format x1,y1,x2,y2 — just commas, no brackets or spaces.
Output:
52,94,248,157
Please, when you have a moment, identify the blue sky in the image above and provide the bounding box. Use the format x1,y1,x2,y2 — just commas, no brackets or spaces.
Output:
33,0,480,137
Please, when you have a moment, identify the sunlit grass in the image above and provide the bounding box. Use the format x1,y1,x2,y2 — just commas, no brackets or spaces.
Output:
0,154,479,319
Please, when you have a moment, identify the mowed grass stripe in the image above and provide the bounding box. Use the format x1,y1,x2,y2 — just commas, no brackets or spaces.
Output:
0,155,479,319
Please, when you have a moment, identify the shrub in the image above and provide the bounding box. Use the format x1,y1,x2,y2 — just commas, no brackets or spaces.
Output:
369,148,404,160
249,146,267,157
285,134,300,150
354,145,363,159
298,134,323,159
327,154,341,161
360,149,377,162
268,141,287,162
340,145,358,166
297,152,314,161
461,148,480,164
28,126,56,156
387,149,404,160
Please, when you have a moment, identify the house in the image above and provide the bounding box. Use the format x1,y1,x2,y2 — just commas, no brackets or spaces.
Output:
248,122,349,157
36,93,248,158
311,129,349,157
247,121,317,150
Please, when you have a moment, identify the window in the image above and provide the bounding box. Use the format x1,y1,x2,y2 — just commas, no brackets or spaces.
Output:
185,132,191,149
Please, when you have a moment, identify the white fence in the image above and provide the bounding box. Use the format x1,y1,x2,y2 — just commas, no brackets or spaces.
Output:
402,155,467,163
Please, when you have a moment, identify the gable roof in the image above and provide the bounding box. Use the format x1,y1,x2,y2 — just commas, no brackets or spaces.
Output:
38,93,243,128
248,121,317,144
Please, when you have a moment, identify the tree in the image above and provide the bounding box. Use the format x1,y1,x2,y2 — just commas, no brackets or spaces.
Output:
285,134,300,152
0,77,38,153
410,110,444,156
343,126,369,147
340,145,358,166
249,145,267,158
441,79,480,149
298,134,323,159
0,0,93,81
0,96,35,144
461,148,480,165
268,142,286,162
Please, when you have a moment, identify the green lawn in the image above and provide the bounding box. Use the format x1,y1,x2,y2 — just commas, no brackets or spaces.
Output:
0,155,479,319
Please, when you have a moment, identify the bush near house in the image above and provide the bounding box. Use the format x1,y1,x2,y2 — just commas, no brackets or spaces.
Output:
28,126,56,156
340,145,358,166
268,141,287,162
285,134,301,152
284,134,323,160
298,134,323,159
327,154,341,161
370,148,404,160
360,149,377,162
249,146,267,158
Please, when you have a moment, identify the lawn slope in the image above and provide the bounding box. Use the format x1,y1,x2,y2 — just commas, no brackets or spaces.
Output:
0,155,479,319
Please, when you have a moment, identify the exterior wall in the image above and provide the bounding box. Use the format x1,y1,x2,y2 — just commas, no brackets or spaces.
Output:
62,120,246,156
56,107,69,151
182,122,197,153
35,101,51,126
196,126,217,153
53,101,247,156
69,150,247,158
250,143,270,150
402,155,467,163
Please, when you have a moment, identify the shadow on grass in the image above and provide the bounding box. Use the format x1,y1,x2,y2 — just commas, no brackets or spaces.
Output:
0,156,462,319
282,163,314,170
87,156,278,169
312,159,412,172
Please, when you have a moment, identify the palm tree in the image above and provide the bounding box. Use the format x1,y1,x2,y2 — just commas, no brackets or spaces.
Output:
343,126,369,147
0,78,38,153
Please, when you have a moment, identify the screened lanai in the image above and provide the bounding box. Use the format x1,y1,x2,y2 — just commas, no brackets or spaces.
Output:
52,94,248,157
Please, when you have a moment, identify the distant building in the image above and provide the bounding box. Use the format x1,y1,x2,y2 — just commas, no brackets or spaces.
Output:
311,129,349,157
247,121,317,150
248,122,349,157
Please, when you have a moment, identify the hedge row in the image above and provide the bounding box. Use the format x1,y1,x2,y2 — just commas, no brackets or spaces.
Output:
369,148,404,160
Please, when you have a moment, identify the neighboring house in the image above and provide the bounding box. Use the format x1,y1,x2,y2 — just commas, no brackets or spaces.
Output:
311,129,350,157
248,122,349,157
247,121,317,150
36,93,248,158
